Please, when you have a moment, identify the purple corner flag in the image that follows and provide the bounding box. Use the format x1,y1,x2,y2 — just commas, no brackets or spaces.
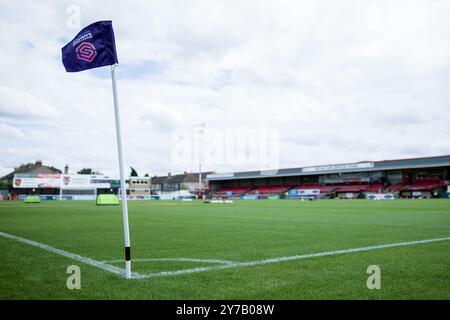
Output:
61,20,118,72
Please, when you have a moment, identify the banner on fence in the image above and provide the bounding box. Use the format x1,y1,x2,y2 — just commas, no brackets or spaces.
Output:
366,193,395,200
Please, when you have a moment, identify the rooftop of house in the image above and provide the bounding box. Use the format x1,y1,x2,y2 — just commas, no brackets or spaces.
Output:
1,161,62,182
152,171,214,184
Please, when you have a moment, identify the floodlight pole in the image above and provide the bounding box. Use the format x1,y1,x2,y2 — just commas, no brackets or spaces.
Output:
111,64,132,279
196,122,206,197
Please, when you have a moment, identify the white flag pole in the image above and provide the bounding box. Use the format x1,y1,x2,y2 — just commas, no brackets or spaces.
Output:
110,63,131,279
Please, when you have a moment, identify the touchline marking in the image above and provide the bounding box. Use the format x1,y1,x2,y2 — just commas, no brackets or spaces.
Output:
0,231,143,279
136,236,450,278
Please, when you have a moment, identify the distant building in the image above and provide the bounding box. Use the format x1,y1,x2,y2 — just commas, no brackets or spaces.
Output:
151,171,214,197
128,176,151,197
0,160,61,189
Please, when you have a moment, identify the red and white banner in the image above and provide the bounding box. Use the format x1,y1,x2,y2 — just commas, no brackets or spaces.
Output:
13,174,61,189
13,174,112,189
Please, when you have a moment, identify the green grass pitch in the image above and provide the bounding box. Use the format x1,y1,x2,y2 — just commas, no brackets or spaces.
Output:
0,199,449,299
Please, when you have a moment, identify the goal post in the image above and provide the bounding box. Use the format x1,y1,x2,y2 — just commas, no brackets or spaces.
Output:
59,188,97,201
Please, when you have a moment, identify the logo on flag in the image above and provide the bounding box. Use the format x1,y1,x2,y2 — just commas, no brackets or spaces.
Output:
61,21,118,72
76,42,97,62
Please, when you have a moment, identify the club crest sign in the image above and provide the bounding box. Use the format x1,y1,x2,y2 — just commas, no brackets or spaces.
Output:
63,176,71,186
76,42,97,63
14,179,22,187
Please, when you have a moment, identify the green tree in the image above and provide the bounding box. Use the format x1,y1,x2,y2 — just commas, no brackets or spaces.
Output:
77,168,93,175
0,181,11,190
130,167,138,177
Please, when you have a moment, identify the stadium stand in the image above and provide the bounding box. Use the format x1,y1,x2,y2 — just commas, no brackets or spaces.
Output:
209,155,450,199
213,179,444,199
400,178,443,191
247,185,293,195
215,186,254,196
364,184,385,193
334,185,369,192
387,183,403,192
297,184,336,193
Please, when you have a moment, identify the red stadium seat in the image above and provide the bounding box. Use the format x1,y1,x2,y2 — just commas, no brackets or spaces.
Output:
215,186,254,196
364,184,385,193
247,185,293,195
297,184,336,193
400,180,441,191
334,185,369,192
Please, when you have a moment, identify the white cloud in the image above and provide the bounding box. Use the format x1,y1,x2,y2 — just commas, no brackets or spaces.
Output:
0,0,449,177
0,86,59,119
0,123,26,140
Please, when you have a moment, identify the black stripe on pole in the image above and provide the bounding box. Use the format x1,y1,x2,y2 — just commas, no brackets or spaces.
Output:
125,246,131,261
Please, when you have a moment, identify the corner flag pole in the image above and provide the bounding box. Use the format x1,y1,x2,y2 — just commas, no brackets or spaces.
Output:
110,64,132,279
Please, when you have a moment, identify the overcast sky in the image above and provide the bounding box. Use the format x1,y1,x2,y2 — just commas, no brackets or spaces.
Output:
1,0,449,177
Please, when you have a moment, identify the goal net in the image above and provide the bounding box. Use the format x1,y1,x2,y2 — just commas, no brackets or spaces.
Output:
60,188,97,200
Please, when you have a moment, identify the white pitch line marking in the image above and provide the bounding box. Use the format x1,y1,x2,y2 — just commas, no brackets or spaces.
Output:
0,231,143,279
1,231,450,279
136,236,450,278
102,258,236,265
